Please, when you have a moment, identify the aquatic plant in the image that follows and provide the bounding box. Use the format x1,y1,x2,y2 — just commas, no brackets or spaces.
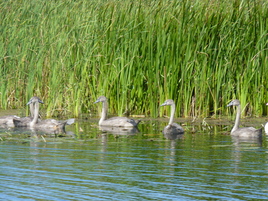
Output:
0,0,267,118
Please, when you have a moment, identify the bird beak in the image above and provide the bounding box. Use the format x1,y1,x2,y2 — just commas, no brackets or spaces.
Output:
160,102,166,107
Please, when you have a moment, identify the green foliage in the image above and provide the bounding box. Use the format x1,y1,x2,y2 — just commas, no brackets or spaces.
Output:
0,0,267,117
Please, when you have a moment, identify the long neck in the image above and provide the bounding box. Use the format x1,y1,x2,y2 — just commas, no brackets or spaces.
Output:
29,103,34,117
232,104,241,133
169,103,176,125
30,102,39,127
99,101,108,125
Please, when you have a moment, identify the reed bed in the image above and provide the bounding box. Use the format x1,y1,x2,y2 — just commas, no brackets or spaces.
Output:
0,0,267,118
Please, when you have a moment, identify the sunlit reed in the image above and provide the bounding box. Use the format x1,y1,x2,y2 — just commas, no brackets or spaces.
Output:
0,0,267,118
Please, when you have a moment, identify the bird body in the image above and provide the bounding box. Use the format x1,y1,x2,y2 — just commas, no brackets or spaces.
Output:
0,100,38,128
94,96,140,127
13,98,43,127
160,99,184,136
227,99,262,138
0,115,19,128
32,118,75,134
14,96,74,133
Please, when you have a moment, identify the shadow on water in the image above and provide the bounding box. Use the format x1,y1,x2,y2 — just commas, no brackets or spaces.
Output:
0,112,268,200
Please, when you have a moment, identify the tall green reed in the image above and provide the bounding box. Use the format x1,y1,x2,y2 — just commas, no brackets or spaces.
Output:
0,0,267,118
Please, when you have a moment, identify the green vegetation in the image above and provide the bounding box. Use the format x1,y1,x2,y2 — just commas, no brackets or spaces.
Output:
0,0,267,118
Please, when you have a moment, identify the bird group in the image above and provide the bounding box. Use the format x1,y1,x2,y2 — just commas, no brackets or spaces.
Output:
0,96,265,139
94,96,264,140
0,96,74,134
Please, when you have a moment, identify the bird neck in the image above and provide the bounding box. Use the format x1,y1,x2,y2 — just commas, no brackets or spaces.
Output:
169,103,176,125
29,103,34,117
30,102,39,127
99,101,108,125
232,104,241,133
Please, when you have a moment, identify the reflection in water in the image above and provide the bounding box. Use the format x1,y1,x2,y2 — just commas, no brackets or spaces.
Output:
164,132,184,140
164,136,182,172
231,135,262,147
230,135,264,193
163,132,184,170
100,133,108,153
99,125,139,135
0,119,268,200
13,126,75,139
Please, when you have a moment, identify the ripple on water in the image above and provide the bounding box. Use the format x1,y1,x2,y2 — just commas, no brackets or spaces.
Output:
0,121,267,200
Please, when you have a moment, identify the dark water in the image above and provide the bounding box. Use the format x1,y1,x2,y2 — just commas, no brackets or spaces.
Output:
0,115,268,200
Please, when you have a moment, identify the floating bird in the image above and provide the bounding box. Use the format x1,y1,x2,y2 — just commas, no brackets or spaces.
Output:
14,96,75,133
160,99,184,136
94,96,140,127
227,99,262,138
0,98,40,128
13,97,43,127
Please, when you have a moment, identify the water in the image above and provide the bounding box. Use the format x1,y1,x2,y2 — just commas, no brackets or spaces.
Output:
0,114,268,200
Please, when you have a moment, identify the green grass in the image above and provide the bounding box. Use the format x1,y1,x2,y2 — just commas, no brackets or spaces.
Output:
0,0,267,118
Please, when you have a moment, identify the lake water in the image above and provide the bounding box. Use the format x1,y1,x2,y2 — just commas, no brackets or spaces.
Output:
0,113,268,200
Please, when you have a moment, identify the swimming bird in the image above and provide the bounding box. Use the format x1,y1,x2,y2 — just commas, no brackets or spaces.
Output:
227,99,262,138
0,115,19,128
94,96,140,127
0,98,40,128
14,96,75,133
160,99,184,135
13,97,43,127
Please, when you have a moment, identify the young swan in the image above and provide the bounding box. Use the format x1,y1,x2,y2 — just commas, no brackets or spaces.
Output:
13,97,44,127
160,99,184,135
0,98,40,128
0,115,20,128
15,96,75,133
227,99,262,138
94,96,140,127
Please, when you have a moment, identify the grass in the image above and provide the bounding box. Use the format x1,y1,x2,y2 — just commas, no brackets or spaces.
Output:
0,0,267,118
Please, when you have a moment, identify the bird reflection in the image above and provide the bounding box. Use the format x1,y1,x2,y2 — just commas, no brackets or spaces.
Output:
99,125,139,135
13,126,75,141
164,132,184,140
231,135,262,147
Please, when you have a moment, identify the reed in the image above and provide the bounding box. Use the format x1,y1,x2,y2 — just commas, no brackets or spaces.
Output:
0,0,267,118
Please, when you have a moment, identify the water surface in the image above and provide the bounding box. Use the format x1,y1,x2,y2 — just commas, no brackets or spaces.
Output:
0,114,267,200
